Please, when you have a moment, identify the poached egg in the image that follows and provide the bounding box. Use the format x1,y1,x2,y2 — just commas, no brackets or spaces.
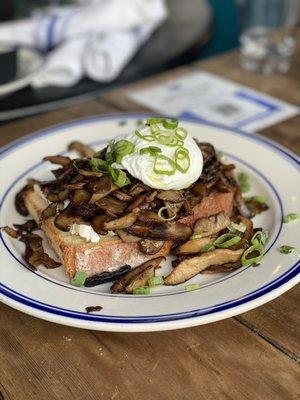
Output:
115,123,203,190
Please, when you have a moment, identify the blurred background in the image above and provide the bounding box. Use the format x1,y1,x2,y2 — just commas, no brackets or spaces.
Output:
0,0,298,122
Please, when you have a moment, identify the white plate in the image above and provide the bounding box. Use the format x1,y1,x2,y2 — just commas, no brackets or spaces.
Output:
0,44,44,97
0,114,299,332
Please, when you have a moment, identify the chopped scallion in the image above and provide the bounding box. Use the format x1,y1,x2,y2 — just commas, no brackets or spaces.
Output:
283,213,300,224
132,286,150,295
278,245,297,255
162,118,179,129
140,146,162,156
154,154,177,175
238,172,250,193
213,233,241,248
148,276,164,287
71,271,87,287
158,206,177,221
201,244,215,253
241,243,264,266
245,195,267,204
228,221,247,233
185,283,201,291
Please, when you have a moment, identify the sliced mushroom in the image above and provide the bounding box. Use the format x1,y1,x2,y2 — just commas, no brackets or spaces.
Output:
137,211,162,223
157,190,185,203
65,181,86,190
111,257,165,293
245,199,269,216
72,189,91,205
54,210,83,232
95,196,125,216
139,239,165,255
89,177,117,203
76,168,103,178
127,221,192,241
193,212,230,237
43,155,71,166
128,183,149,196
125,266,157,294
103,213,137,231
15,183,31,216
41,203,59,219
164,249,243,285
87,175,111,193
68,141,94,158
191,182,208,197
13,219,38,233
126,194,147,212
84,265,131,287
39,253,61,269
1,226,21,239
113,191,133,202
202,260,241,274
174,236,215,256
91,214,111,234
116,230,141,243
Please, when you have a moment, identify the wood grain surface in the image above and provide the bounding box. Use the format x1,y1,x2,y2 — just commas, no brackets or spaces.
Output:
0,33,299,400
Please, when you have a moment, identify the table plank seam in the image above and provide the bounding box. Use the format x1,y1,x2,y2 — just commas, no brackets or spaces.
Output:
235,316,300,363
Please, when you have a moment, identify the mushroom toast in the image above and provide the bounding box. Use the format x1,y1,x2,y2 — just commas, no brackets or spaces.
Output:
2,118,269,294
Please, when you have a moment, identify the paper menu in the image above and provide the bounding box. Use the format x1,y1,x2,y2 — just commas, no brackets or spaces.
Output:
128,71,299,132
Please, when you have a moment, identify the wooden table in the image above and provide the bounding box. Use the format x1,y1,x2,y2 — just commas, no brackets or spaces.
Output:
0,44,299,400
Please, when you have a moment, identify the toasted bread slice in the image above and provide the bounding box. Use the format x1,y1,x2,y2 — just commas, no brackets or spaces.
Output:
24,189,172,278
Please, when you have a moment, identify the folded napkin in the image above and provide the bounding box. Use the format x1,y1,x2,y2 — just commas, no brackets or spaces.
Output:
0,0,168,87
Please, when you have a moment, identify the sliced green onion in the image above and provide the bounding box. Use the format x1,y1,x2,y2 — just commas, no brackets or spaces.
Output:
133,286,150,295
158,206,177,221
251,230,268,246
245,195,267,204
154,154,177,175
238,172,250,193
109,168,130,188
90,158,108,172
148,276,164,287
278,245,297,255
201,244,215,253
228,221,247,233
175,127,188,140
185,283,201,291
154,131,178,146
283,213,300,224
242,243,264,266
114,139,135,157
175,147,190,173
163,118,178,129
147,117,165,125
135,129,155,142
214,234,241,248
71,271,87,287
140,146,162,156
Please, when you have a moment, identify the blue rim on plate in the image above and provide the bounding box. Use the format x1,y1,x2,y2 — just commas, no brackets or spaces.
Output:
0,113,299,325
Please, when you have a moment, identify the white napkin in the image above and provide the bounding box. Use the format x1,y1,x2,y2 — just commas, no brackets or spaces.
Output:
0,0,168,87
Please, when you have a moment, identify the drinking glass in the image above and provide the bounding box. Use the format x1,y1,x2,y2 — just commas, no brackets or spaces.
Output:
239,0,299,74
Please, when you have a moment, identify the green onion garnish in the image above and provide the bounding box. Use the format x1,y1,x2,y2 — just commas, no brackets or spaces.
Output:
113,139,135,160
238,172,250,193
174,127,188,140
278,245,297,255
109,168,130,188
154,154,177,175
154,131,179,146
135,129,155,142
158,206,177,221
140,146,162,156
133,286,150,295
228,221,247,233
245,195,267,204
185,283,201,291
251,230,268,246
213,233,241,248
163,118,179,129
148,276,164,287
147,117,165,125
201,244,215,253
241,243,264,266
283,213,300,224
175,147,190,173
71,271,87,287
90,158,108,172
